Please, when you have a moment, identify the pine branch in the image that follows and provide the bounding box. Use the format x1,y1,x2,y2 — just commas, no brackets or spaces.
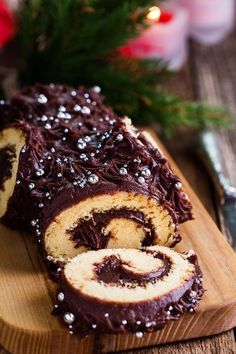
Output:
16,0,230,135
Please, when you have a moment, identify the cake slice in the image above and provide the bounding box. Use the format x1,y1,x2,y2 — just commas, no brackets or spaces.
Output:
54,246,204,338
0,84,192,265
0,127,25,218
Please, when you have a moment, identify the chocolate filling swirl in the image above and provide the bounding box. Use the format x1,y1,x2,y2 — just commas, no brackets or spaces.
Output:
95,251,171,285
0,145,16,191
68,208,155,250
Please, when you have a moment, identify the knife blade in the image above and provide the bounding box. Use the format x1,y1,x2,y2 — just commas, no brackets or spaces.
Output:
195,130,236,248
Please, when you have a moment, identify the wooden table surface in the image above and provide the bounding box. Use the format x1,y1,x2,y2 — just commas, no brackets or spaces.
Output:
1,37,236,354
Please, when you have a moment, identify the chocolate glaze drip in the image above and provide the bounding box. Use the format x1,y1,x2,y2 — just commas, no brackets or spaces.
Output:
95,252,170,285
68,208,155,250
0,145,16,191
0,84,192,256
54,252,204,338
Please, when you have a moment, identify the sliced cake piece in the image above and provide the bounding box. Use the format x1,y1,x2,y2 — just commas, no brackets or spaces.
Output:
0,84,192,264
0,127,25,218
54,246,204,338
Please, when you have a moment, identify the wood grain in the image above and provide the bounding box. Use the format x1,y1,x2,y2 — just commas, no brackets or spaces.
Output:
1,132,236,354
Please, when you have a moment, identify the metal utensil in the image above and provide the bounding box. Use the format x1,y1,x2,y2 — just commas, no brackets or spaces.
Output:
195,129,236,248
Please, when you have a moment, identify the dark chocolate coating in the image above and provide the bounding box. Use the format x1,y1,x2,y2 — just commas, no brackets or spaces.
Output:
0,145,16,190
0,84,192,257
54,251,204,338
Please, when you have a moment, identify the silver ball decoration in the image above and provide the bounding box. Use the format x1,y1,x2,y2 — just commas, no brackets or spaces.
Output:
37,94,48,104
137,176,145,185
92,85,101,93
175,182,182,190
77,141,87,150
57,292,65,302
119,167,128,176
88,174,99,184
136,331,143,339
141,167,151,178
28,183,35,190
116,134,123,142
63,312,75,324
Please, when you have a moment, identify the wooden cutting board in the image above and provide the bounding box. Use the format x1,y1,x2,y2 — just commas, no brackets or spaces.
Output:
1,131,236,354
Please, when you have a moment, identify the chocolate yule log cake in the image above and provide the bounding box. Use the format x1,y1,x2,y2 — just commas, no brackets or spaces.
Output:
54,246,204,338
0,84,192,265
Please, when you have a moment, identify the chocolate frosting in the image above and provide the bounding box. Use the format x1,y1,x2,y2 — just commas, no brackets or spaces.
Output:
54,250,204,338
0,145,16,191
0,84,192,258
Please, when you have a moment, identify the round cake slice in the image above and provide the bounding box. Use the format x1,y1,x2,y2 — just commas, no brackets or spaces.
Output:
54,246,204,338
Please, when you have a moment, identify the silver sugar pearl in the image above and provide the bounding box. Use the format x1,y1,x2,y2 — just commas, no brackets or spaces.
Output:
57,173,62,178
136,320,141,325
190,291,197,298
141,167,151,178
36,229,41,236
77,141,87,150
74,104,81,112
71,90,77,96
59,105,66,112
63,312,75,324
36,169,44,177
116,134,123,142
28,183,35,190
38,203,44,208
41,115,48,122
45,123,51,130
50,147,56,153
64,113,71,119
122,319,127,325
92,323,97,329
31,219,37,227
37,94,48,104
64,128,69,133
62,137,66,141
119,167,128,176
84,93,89,98
92,85,101,93
84,136,91,142
137,176,145,184
88,174,99,184
81,106,91,115
189,308,194,313
69,331,73,335
136,332,143,339
145,322,152,328
175,182,182,190
16,180,20,185
80,153,87,160
104,313,109,318
57,292,64,302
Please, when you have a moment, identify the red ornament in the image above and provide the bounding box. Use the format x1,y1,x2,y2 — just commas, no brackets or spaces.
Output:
0,0,15,48
159,11,174,23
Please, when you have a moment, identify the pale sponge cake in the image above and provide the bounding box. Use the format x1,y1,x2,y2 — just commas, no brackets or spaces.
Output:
54,246,204,338
0,127,25,218
0,84,192,266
